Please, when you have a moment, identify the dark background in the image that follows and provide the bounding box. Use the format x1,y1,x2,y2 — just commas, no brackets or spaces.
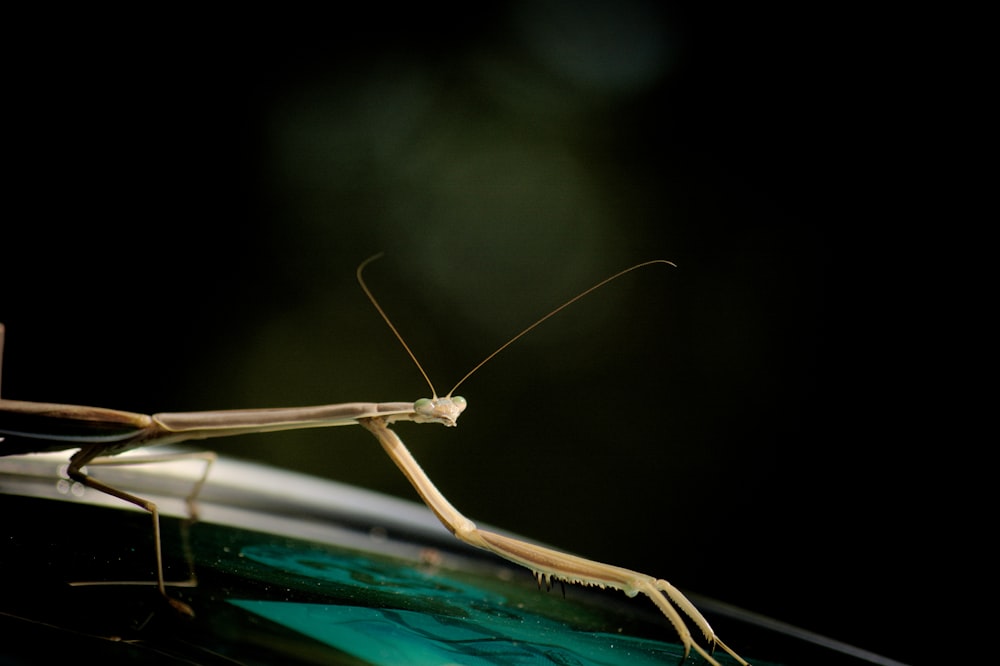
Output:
2,4,943,665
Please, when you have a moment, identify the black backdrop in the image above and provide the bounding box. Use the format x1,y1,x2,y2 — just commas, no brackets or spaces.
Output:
2,5,939,665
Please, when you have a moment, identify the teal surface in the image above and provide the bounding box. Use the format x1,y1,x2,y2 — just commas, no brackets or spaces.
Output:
231,544,680,665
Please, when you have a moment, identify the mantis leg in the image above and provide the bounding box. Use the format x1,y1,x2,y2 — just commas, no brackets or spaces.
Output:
85,449,218,520
65,448,216,616
359,416,749,666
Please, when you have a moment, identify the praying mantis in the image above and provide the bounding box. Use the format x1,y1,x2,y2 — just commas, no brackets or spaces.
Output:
0,256,749,666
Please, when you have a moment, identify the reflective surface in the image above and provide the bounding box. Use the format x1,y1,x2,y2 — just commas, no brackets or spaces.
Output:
1,451,770,665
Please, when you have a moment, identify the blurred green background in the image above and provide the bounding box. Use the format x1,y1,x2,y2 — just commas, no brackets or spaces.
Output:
2,4,925,665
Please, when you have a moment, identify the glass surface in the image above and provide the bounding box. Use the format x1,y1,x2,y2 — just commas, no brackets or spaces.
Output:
1,450,779,665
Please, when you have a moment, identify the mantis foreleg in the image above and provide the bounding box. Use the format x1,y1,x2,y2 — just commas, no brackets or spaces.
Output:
359,416,749,666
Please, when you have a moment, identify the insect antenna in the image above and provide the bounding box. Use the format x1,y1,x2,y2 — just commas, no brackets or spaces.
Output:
445,259,676,397
357,253,439,399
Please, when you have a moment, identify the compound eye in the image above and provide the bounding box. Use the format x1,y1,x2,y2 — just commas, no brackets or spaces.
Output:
414,398,433,415
451,396,467,411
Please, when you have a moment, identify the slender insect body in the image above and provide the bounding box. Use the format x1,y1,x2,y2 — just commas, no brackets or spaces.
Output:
0,399,155,453
0,259,750,666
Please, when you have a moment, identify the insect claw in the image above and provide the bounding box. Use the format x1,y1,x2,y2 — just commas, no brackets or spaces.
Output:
533,571,559,591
